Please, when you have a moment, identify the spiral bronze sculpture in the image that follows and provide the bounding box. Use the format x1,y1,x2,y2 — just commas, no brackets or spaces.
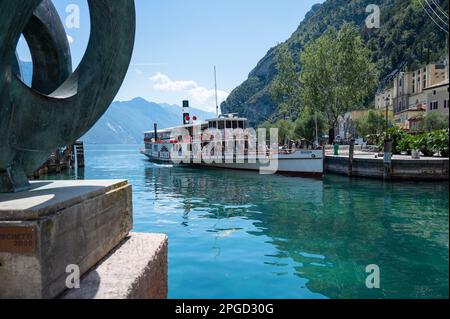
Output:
0,0,136,192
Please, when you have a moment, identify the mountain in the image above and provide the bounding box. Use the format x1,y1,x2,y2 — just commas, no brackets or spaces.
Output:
221,0,449,126
82,98,215,144
17,61,214,144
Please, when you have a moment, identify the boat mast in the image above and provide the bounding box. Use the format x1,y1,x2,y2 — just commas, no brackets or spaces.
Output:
315,111,319,146
214,66,219,117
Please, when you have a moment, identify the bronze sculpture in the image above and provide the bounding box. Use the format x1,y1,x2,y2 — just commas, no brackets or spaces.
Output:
0,0,135,192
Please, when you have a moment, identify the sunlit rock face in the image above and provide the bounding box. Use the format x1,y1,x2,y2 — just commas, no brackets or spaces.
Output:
221,0,449,126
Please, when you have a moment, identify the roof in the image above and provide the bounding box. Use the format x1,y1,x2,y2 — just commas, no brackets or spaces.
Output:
424,79,449,91
206,117,248,122
144,121,207,134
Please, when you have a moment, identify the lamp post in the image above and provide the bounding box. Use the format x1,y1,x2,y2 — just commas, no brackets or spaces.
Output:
383,96,392,180
385,96,389,137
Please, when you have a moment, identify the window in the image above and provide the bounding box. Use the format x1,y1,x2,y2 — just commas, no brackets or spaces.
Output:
431,101,439,110
218,121,225,130
412,80,415,93
444,100,449,109
226,121,232,129
433,90,437,96
232,121,238,129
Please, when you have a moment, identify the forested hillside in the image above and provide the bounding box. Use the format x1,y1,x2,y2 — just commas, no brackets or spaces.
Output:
221,0,449,126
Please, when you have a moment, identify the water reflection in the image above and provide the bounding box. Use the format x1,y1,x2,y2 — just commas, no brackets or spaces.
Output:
41,145,449,298
143,165,449,299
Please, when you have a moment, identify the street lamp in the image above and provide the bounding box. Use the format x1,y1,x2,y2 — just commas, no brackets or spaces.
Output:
383,96,393,180
384,96,390,137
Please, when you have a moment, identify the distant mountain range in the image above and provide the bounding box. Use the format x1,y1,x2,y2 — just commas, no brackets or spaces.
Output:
18,61,214,144
82,98,214,144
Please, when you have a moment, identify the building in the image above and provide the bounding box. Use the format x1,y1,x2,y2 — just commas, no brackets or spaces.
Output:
337,110,371,140
423,79,449,116
374,87,394,115
388,61,449,131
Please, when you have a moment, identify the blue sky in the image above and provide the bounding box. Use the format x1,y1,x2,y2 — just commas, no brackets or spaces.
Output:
17,0,322,112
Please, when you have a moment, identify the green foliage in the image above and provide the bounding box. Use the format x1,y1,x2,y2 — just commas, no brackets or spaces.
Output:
354,110,388,144
423,129,449,157
423,113,450,132
299,23,379,139
294,109,326,142
382,129,449,157
258,119,295,144
414,133,435,157
270,45,301,119
378,126,408,154
274,119,295,144
221,0,449,126
397,134,416,155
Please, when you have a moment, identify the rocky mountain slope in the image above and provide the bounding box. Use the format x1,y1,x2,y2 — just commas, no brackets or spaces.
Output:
221,0,449,126
82,98,214,144
19,61,214,144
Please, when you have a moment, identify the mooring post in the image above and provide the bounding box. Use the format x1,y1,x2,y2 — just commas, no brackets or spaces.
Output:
348,138,355,177
383,138,393,180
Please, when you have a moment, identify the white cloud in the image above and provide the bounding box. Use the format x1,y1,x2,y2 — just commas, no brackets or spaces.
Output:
150,72,197,91
132,62,169,67
150,72,229,112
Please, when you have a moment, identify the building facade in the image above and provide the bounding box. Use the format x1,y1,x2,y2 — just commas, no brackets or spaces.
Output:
374,88,394,116
423,79,449,116
376,61,449,131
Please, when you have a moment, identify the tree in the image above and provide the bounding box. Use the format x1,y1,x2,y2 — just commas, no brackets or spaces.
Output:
294,109,326,143
354,110,387,143
299,23,379,143
423,112,449,132
270,44,302,120
274,119,295,144
258,120,295,145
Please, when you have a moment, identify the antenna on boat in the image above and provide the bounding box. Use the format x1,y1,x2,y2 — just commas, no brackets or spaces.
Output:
214,66,219,117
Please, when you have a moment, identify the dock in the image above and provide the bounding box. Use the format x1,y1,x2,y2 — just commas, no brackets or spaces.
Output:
32,141,85,178
325,147,449,181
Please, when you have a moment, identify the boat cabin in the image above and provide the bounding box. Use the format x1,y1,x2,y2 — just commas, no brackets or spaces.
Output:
206,114,248,130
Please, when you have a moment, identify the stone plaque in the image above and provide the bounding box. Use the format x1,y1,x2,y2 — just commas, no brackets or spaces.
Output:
0,227,37,254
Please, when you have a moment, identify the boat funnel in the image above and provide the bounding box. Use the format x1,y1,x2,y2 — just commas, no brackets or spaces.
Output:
183,100,190,125
154,123,158,141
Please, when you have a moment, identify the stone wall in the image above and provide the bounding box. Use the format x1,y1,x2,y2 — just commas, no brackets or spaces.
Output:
325,156,449,180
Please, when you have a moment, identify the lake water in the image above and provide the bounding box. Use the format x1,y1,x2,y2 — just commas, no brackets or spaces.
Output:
42,144,449,299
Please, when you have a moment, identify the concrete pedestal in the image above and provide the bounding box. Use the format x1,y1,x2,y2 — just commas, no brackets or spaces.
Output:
62,233,168,299
0,180,133,299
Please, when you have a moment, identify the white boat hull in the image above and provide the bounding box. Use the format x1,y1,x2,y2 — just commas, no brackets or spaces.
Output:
141,149,324,178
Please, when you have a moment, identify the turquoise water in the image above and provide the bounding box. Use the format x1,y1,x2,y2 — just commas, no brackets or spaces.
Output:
43,144,449,299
